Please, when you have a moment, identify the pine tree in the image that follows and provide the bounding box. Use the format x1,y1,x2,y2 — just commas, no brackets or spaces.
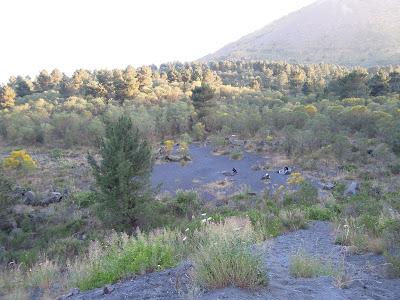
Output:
88,115,152,230
191,82,216,122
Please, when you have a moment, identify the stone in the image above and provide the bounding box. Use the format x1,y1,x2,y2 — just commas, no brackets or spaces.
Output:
165,154,181,162
38,192,63,206
23,191,36,205
322,183,335,190
57,288,80,299
103,284,115,295
344,181,360,197
222,171,235,176
0,216,17,232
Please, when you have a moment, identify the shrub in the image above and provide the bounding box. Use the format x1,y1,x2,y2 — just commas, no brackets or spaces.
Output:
194,238,266,290
389,163,400,175
2,150,37,170
279,208,307,231
306,206,335,221
26,259,59,288
284,182,318,205
69,230,182,291
304,104,318,115
334,217,384,254
247,210,282,239
383,220,400,277
287,172,305,185
164,139,175,153
192,217,267,290
178,141,189,157
289,251,334,278
168,190,200,218
193,122,205,141
49,148,64,160
70,191,96,208
230,150,243,160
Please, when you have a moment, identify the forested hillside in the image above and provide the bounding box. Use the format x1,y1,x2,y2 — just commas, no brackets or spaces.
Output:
1,61,400,148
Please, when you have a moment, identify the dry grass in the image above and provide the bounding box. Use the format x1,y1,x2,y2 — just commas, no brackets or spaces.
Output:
279,208,307,231
334,218,385,255
0,258,60,300
289,251,334,278
191,217,267,290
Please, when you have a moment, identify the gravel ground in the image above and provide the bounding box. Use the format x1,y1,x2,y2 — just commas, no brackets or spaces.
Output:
65,222,400,300
151,144,288,200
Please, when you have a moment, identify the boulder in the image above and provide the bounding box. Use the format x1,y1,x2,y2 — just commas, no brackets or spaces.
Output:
103,285,115,295
57,288,80,300
222,171,235,176
228,135,245,146
165,154,181,162
0,215,17,232
344,181,360,197
23,191,36,205
36,192,63,206
322,183,335,190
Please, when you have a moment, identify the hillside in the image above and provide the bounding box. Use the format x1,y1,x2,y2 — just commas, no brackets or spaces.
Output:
202,0,400,66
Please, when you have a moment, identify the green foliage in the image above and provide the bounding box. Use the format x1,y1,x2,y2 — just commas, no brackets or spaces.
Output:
192,218,267,290
75,234,178,290
279,208,307,231
88,115,152,230
192,122,205,141
194,238,267,290
48,148,64,160
167,190,200,218
290,252,334,278
383,220,400,277
284,182,318,206
191,82,216,122
70,191,96,208
247,210,282,239
230,150,243,160
306,206,336,221
0,174,12,211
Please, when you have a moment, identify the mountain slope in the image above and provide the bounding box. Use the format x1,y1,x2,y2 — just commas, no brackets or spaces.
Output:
203,0,400,66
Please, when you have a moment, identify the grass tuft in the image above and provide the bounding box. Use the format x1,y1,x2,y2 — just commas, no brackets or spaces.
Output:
289,251,334,278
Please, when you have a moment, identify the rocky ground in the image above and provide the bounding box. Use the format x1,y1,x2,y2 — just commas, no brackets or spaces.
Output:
65,221,400,300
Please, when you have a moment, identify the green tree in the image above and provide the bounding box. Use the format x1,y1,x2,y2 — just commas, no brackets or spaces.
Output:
191,82,216,122
369,71,389,96
0,85,16,109
389,71,400,93
36,69,52,92
337,70,369,98
13,76,34,97
88,115,152,230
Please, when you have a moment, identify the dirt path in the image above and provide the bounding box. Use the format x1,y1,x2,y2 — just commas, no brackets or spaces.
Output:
66,222,400,300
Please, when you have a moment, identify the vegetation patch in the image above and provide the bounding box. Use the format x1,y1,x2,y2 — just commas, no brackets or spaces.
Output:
289,251,334,278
